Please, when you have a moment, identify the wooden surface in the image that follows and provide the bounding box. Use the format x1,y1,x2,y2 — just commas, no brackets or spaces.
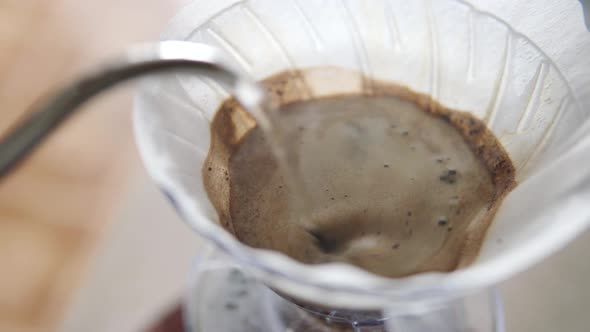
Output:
0,1,188,331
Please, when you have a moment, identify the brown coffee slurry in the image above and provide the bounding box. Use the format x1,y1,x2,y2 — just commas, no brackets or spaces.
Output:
203,67,515,278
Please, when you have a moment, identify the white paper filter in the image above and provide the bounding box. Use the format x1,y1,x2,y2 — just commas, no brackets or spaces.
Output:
134,0,590,307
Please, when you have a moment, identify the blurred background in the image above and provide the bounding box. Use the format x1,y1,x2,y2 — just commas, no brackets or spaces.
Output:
0,1,589,332
0,1,199,331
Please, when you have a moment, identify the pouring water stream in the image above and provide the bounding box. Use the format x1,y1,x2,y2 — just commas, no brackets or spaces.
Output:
0,40,317,231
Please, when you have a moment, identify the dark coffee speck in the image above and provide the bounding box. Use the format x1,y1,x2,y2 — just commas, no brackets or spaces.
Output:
440,169,459,184
469,128,481,136
308,230,342,253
